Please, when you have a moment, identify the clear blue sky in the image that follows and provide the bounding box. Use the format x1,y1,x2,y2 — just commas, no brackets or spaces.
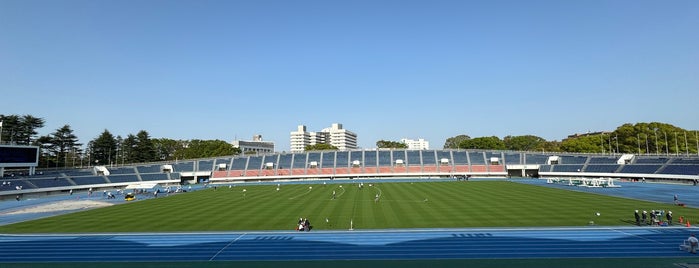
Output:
2,0,698,151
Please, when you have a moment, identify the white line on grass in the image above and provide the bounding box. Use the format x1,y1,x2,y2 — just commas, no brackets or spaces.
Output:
334,185,347,199
289,187,314,200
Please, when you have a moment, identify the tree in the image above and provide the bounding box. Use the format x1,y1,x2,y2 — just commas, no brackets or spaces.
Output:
305,144,338,151
36,125,81,167
178,139,239,159
89,130,117,166
560,135,604,153
152,138,186,161
503,135,546,151
443,135,470,149
133,130,156,163
121,134,138,164
376,140,408,149
0,114,45,145
458,136,506,150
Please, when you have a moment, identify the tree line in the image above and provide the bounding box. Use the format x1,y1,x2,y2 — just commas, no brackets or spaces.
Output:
0,114,240,169
437,122,698,155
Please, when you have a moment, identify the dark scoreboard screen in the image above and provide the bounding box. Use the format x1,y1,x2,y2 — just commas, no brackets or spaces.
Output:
0,145,39,165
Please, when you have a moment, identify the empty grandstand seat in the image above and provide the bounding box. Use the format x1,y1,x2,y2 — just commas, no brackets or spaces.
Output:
504,153,521,165
584,165,620,173
619,165,661,174
670,158,699,164
453,165,469,172
136,165,161,173
109,167,137,175
471,165,487,172
28,178,73,188
198,160,215,172
107,174,140,183
65,169,95,177
489,165,505,172
172,162,195,172
559,156,588,164
552,165,584,172
658,165,699,175
212,171,229,178
634,157,669,164
71,176,108,185
538,165,553,172
588,157,618,164
141,173,169,181
422,166,437,172
525,154,549,165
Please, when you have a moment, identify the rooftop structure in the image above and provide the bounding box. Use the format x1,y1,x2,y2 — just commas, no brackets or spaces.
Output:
232,135,275,154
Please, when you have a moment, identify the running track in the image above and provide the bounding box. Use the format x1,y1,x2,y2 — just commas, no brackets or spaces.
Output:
0,227,697,262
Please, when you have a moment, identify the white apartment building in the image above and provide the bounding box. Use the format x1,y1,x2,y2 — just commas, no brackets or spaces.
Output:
400,138,429,150
290,123,357,152
232,135,275,154
290,125,311,153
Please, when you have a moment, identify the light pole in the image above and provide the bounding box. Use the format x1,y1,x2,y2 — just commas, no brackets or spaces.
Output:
637,134,641,154
600,134,605,154
645,134,649,154
675,132,679,156
615,134,619,154
664,132,668,155
685,132,689,156
654,129,659,155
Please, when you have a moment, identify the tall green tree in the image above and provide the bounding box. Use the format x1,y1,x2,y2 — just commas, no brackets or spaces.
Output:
36,125,81,167
179,139,239,159
152,138,186,161
458,136,506,150
89,130,117,166
443,135,470,149
121,134,137,164
0,114,45,145
503,135,546,151
560,135,602,153
133,130,157,162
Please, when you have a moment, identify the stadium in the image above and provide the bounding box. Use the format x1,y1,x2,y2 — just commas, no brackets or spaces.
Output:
1,145,698,267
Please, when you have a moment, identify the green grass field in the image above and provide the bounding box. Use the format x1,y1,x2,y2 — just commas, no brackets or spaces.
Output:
1,181,697,233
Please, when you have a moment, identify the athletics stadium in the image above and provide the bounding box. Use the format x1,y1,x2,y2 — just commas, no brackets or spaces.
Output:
1,145,698,267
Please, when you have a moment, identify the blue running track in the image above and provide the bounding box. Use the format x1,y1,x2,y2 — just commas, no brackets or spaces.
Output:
0,227,697,263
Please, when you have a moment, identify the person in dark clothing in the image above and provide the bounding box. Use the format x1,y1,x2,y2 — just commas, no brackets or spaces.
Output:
634,210,641,226
666,211,673,225
642,211,648,225
303,218,311,231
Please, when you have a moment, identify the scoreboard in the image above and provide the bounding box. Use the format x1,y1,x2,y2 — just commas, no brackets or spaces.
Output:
0,145,39,167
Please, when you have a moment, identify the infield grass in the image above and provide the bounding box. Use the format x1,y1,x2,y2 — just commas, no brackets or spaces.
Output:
1,181,697,233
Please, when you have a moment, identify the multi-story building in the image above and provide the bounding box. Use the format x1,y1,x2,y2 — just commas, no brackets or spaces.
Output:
290,125,311,153
401,138,429,150
290,123,357,152
232,135,275,154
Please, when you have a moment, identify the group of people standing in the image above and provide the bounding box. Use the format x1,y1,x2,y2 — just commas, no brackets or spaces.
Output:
634,209,672,226
296,218,312,231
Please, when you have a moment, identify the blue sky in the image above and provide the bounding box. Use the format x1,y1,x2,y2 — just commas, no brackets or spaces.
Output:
1,0,698,151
